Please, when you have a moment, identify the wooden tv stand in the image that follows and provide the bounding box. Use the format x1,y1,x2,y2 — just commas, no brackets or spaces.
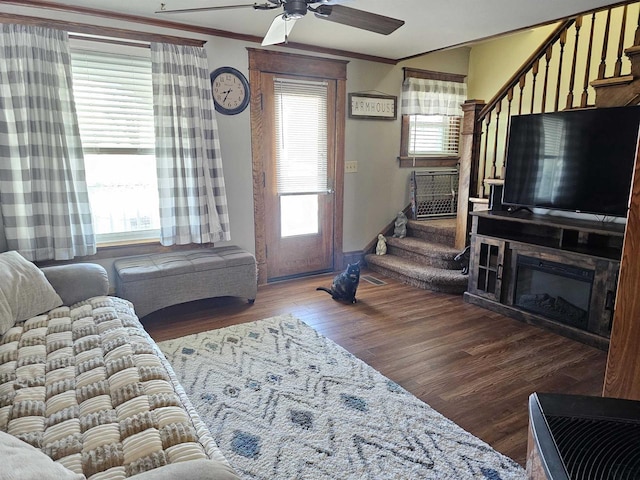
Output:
464,210,625,349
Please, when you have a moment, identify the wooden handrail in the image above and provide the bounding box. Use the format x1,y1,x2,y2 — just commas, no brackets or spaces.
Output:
479,1,640,121
478,19,575,120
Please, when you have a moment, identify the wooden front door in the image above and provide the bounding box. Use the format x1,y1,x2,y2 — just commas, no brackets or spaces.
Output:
262,73,336,281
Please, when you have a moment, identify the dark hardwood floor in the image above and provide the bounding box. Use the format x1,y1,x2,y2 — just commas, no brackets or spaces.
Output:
141,268,607,467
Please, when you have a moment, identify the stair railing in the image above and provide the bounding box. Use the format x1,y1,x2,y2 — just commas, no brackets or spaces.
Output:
455,1,640,249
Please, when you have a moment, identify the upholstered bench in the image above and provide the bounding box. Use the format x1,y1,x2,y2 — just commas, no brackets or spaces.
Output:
114,246,257,317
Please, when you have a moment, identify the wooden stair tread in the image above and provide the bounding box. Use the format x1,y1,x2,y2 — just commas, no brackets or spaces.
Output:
368,216,464,293
365,254,467,285
386,236,461,257
407,218,456,232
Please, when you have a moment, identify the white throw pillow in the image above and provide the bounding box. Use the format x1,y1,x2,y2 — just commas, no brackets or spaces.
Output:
0,251,63,335
0,431,86,479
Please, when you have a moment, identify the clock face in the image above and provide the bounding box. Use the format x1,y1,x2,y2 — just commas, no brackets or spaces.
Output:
210,67,250,115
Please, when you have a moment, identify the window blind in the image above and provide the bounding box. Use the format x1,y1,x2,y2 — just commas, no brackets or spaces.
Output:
408,115,461,156
71,50,154,153
274,78,328,195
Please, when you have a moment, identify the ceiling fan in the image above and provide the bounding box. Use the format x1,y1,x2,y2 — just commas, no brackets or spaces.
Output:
156,1,405,46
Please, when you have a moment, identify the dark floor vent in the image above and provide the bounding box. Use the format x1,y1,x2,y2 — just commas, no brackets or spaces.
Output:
360,275,386,286
529,393,640,480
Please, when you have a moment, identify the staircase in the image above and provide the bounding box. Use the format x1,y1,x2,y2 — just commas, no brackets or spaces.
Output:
456,1,640,248
365,218,468,294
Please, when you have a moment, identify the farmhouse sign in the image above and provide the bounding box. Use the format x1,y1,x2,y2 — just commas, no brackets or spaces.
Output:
349,93,397,120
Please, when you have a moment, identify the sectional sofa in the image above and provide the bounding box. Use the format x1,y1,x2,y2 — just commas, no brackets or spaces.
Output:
0,251,240,480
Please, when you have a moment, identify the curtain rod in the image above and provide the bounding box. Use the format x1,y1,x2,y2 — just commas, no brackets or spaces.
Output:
0,12,206,47
69,34,150,49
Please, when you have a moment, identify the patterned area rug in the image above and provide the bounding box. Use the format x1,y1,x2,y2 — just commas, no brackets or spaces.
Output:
158,314,525,479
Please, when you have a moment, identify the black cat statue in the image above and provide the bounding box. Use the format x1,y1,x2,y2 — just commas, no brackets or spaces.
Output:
316,262,360,304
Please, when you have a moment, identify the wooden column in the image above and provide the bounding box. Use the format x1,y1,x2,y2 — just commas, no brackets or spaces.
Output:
455,100,486,250
604,139,640,399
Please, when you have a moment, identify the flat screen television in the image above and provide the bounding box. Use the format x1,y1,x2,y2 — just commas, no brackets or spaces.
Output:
502,106,640,217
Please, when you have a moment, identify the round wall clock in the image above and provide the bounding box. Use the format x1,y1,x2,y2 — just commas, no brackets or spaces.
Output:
210,66,250,115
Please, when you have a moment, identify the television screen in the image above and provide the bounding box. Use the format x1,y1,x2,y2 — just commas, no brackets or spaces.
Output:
502,106,640,217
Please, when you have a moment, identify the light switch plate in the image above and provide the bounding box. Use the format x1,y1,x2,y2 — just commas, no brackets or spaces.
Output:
345,161,358,173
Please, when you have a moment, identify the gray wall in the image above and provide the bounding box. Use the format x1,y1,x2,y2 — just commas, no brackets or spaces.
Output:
0,4,470,258
206,38,470,254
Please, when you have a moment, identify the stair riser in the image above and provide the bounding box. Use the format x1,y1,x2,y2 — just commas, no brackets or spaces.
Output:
386,245,461,270
368,263,467,295
405,227,455,246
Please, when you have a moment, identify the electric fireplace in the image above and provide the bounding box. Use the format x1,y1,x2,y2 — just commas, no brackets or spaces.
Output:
466,210,622,348
514,256,594,330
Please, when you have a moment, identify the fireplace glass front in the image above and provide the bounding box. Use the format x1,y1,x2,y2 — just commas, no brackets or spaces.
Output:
514,256,594,330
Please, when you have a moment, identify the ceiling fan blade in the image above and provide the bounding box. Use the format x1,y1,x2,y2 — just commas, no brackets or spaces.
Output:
313,5,404,35
155,3,277,14
262,15,298,46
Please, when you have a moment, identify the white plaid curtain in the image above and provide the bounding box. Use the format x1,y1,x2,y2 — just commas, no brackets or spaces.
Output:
401,77,467,116
0,24,96,261
150,43,230,245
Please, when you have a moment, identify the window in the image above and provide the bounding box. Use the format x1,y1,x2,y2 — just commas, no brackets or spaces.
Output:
70,47,159,243
399,70,467,167
407,114,461,156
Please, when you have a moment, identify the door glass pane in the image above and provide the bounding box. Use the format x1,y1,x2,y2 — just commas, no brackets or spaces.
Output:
487,271,497,293
478,267,487,291
281,194,318,237
489,244,499,268
274,78,328,195
480,243,488,267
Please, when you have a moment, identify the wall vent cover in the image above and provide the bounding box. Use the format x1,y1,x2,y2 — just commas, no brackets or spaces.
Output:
529,392,640,480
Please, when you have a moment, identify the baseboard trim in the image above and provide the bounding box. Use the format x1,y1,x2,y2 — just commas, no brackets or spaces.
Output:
362,204,413,255
342,251,365,268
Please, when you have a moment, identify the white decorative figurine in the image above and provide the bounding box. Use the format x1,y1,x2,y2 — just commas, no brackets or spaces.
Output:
375,234,387,255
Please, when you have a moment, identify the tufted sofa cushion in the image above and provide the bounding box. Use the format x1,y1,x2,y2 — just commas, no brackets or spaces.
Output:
0,296,235,478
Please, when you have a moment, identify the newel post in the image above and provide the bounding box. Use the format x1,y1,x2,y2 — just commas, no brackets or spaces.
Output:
455,99,486,250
